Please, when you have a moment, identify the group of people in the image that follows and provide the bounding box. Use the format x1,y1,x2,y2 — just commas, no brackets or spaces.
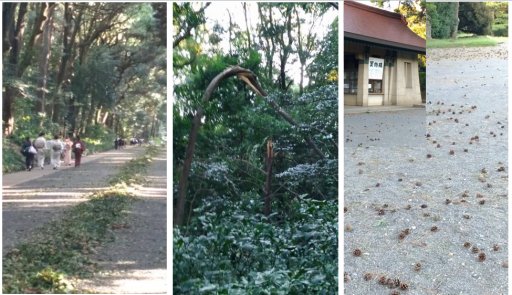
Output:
21,132,86,171
114,137,143,150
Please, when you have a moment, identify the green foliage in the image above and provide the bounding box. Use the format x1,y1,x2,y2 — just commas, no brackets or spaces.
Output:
2,138,25,173
3,3,165,149
419,71,426,93
82,125,116,154
398,0,426,39
428,2,458,39
427,35,503,48
174,194,337,294
173,4,338,293
109,145,159,185
459,2,493,36
492,24,508,37
2,190,135,293
307,18,338,88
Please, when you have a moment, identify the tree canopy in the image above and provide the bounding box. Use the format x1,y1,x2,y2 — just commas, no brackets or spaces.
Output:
173,2,338,293
3,3,166,143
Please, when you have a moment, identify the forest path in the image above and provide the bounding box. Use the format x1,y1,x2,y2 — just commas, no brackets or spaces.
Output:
2,146,145,254
75,149,167,294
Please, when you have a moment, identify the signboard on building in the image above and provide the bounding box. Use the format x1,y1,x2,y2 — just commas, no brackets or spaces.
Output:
368,57,384,80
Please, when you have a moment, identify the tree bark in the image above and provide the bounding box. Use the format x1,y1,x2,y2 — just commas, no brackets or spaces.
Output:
264,138,273,216
3,3,28,135
242,3,251,49
451,2,459,39
35,4,56,115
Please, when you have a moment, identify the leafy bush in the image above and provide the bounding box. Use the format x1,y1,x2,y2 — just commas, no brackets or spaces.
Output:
174,193,338,294
3,138,25,173
83,125,116,154
427,2,459,39
492,23,508,37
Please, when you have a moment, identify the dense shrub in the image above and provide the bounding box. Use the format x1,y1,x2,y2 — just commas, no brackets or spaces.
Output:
83,125,116,154
459,3,493,36
492,24,508,37
2,139,24,173
428,2,459,39
174,193,337,294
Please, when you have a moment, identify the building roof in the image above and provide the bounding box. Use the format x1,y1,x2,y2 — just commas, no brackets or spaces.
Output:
344,1,426,53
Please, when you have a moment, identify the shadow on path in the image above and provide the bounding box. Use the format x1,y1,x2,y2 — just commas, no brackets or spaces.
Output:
2,147,146,254
76,150,167,294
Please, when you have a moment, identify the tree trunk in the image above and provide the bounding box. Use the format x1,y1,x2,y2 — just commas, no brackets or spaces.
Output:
426,16,432,39
264,138,273,216
242,3,251,49
451,2,459,39
3,3,28,135
18,3,47,77
35,4,56,115
53,3,81,123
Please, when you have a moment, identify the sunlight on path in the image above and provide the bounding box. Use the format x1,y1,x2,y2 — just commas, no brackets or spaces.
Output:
2,147,145,254
76,149,167,293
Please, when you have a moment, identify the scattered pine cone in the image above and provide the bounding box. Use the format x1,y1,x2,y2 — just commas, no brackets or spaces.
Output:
400,283,409,290
493,244,500,251
353,249,362,257
472,246,479,253
394,278,401,287
387,278,395,288
363,273,373,281
431,226,439,232
463,242,471,248
414,262,421,271
379,276,387,285
478,252,486,262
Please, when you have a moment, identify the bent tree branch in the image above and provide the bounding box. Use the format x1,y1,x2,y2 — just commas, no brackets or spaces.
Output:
174,66,267,226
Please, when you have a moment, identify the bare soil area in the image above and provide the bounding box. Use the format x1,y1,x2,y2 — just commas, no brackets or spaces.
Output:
344,47,507,295
75,150,167,294
3,147,145,253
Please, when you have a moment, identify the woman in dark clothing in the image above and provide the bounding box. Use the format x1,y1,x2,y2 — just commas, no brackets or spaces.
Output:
72,135,86,167
21,137,34,171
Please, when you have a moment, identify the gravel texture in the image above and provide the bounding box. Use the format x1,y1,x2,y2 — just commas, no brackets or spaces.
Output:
344,46,508,295
76,149,167,293
3,147,146,254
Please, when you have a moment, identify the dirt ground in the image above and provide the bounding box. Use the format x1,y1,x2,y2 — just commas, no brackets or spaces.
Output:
3,146,167,293
344,45,508,295
2,147,146,253
75,149,167,293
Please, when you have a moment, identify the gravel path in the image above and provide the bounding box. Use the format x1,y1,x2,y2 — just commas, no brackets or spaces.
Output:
3,147,146,254
344,46,507,295
76,149,167,294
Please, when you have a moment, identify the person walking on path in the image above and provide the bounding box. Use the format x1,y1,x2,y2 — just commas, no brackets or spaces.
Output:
72,136,86,167
21,137,36,171
33,132,47,169
63,136,73,166
49,135,64,170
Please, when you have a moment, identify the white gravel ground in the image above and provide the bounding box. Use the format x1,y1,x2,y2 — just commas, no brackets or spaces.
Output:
344,46,508,295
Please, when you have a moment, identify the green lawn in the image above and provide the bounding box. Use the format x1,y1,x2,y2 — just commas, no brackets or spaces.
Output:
428,35,507,48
